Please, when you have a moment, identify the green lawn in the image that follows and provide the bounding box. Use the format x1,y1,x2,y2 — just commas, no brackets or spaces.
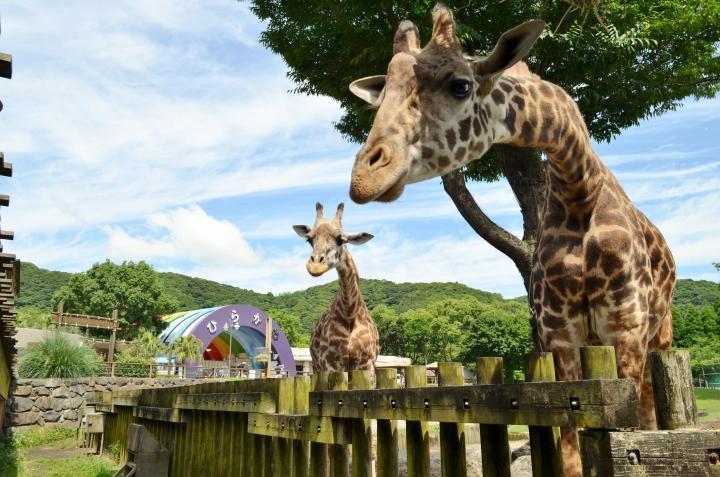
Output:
696,388,720,423
0,427,118,477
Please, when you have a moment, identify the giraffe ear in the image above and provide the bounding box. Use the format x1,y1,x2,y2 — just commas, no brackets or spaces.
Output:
293,225,311,239
473,20,545,77
349,75,386,107
343,232,374,245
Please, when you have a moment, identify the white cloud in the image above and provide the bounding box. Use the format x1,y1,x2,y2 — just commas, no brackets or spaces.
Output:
106,205,257,265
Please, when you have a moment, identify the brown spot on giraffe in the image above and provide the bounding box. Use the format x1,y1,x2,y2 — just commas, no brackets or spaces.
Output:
347,6,676,475
293,202,379,375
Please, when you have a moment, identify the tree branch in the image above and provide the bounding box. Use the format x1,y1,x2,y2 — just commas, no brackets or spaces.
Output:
442,169,534,290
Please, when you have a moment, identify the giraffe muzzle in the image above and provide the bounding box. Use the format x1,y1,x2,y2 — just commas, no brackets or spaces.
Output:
350,144,408,203
307,261,329,277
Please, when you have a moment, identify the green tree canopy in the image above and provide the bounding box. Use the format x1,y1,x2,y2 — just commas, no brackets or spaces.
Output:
249,0,720,295
52,260,177,339
269,308,306,346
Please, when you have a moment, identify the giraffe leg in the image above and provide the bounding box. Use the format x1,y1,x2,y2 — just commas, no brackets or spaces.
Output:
640,311,673,429
552,347,583,477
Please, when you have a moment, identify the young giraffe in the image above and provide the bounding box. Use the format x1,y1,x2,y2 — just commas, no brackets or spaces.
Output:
293,202,380,374
347,6,675,475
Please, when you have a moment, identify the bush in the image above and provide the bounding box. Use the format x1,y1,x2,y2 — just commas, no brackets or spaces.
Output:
113,343,156,378
17,331,103,379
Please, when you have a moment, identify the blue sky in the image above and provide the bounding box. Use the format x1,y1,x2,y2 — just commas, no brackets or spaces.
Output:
0,0,718,298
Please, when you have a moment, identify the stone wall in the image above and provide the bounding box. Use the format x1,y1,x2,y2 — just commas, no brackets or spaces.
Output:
5,377,204,430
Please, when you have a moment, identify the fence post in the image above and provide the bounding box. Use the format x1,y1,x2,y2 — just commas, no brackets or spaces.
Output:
376,368,399,477
311,373,330,477
578,346,618,477
525,352,563,477
329,371,349,477
351,370,373,477
294,375,311,477
649,350,698,429
476,357,510,477
405,365,430,477
276,377,295,476
438,362,467,477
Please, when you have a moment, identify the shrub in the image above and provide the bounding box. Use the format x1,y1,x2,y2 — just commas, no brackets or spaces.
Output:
17,331,103,379
113,342,156,378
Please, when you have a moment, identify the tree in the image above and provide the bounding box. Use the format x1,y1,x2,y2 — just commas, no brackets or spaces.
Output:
269,308,307,346
371,304,405,356
172,335,204,377
402,309,432,364
249,0,720,296
52,260,177,339
137,328,169,358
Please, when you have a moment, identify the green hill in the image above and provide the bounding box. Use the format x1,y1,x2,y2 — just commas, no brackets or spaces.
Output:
16,262,719,334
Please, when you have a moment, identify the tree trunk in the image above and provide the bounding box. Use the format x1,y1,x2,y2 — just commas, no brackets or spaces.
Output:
441,145,547,298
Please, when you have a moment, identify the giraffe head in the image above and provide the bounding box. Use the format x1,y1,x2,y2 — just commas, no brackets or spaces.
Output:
348,4,544,203
293,202,373,277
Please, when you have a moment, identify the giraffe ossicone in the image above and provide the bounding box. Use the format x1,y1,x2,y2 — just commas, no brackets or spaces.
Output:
293,202,379,374
348,5,675,476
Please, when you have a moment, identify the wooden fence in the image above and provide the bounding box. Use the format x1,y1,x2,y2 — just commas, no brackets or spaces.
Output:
95,347,720,476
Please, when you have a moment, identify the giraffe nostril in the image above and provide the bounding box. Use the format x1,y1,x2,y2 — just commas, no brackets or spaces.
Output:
368,149,383,167
319,256,325,263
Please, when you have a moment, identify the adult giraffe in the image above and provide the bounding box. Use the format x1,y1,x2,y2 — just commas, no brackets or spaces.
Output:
293,202,380,374
347,5,675,475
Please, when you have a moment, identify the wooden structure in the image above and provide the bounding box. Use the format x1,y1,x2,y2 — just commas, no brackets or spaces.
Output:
96,347,718,476
52,302,119,364
0,27,17,432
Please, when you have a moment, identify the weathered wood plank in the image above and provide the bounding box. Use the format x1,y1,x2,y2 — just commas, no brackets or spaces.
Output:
133,406,185,423
309,379,638,428
311,373,330,477
649,350,698,430
174,392,276,413
438,362,467,477
376,368,399,477
350,370,373,477
476,357,511,477
329,372,349,477
580,429,720,477
293,375,311,477
525,352,563,477
276,378,295,477
405,365,430,477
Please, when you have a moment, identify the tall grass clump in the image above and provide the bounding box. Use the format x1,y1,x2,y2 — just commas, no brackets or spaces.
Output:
18,331,103,378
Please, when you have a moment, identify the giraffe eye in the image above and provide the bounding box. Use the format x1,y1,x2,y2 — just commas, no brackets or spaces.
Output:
335,236,345,246
449,79,472,99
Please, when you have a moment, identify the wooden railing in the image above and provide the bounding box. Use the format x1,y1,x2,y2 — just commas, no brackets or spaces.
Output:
94,347,719,476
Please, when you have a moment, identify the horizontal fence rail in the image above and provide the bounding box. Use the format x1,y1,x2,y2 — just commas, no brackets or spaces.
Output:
91,347,718,477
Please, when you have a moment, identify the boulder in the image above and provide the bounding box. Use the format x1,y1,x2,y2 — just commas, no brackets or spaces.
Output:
62,397,84,410
11,411,40,426
35,387,50,396
43,411,61,422
69,384,87,396
51,387,69,398
11,397,34,413
14,385,32,397
62,410,79,421
35,396,56,411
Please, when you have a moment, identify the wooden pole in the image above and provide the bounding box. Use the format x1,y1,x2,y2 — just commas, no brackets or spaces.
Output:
276,377,295,476
108,309,118,370
376,368,399,477
328,371,349,477
437,362,467,477
580,346,617,380
350,370,373,477
293,375,311,477
476,357,510,477
649,350,698,429
57,302,64,327
525,352,563,477
311,373,330,477
405,365,430,477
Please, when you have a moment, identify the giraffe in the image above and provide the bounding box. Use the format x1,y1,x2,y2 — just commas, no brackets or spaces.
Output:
347,5,675,475
293,202,380,374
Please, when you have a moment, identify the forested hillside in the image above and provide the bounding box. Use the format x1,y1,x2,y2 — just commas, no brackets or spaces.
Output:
18,262,718,334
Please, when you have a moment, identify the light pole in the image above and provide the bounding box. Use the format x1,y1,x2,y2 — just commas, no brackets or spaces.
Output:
223,321,240,377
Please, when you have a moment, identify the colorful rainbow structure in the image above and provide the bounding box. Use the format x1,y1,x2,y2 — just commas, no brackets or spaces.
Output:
158,304,296,376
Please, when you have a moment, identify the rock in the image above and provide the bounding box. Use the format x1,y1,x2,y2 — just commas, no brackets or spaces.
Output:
11,397,33,413
14,385,32,397
35,396,56,411
12,411,40,426
511,441,531,461
44,379,64,388
96,377,109,386
62,397,84,410
35,387,50,396
94,385,107,392
70,384,87,396
52,387,69,398
43,411,61,422
62,410,79,421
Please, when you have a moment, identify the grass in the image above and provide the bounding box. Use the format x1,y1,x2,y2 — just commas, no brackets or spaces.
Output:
0,427,118,477
696,388,720,422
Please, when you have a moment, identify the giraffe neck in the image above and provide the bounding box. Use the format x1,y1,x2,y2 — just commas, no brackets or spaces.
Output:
333,248,365,320
488,76,605,204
